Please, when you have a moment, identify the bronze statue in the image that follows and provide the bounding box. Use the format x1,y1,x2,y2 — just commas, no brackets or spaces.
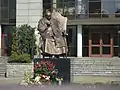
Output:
37,9,68,58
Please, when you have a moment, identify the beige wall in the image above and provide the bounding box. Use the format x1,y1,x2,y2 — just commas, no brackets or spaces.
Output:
16,0,43,26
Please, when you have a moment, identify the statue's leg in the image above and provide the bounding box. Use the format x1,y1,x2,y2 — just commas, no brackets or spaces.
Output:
55,55,59,59
42,53,46,58
59,53,66,58
43,53,53,58
48,54,52,58
42,54,45,58
62,54,65,58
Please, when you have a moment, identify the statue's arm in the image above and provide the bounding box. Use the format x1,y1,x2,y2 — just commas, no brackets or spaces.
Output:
37,19,48,33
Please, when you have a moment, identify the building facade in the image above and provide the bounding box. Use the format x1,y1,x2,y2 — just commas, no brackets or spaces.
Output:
44,0,120,57
0,0,120,58
0,0,43,56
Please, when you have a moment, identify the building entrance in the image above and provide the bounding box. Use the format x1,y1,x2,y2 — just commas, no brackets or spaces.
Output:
82,25,119,57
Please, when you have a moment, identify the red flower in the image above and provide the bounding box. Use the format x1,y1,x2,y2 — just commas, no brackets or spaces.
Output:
41,64,45,68
48,61,52,67
41,60,45,64
46,61,49,65
53,63,56,67
35,63,40,68
52,70,57,74
34,67,37,71
48,68,52,71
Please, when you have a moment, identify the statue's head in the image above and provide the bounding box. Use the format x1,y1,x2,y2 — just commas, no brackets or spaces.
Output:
45,10,51,20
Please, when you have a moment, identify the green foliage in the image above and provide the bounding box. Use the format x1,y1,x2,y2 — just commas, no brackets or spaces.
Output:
8,53,31,63
8,24,37,63
24,71,31,83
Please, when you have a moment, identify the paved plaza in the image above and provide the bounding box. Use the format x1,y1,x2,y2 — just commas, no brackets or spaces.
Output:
0,78,119,90
0,84,120,90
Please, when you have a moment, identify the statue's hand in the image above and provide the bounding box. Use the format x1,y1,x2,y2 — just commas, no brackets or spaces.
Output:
47,23,50,27
46,22,51,27
47,27,52,31
62,31,68,36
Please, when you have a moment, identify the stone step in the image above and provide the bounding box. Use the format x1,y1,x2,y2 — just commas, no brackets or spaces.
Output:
71,59,120,63
71,60,120,65
72,69,120,72
71,64,120,67
71,58,120,61
71,61,120,64
72,70,120,74
0,62,6,77
71,63,120,66
0,56,8,64
71,59,120,61
70,58,120,77
71,68,120,72
71,73,120,76
71,71,120,73
71,67,120,69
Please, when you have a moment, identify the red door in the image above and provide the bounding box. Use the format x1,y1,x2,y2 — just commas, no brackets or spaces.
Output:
1,34,5,56
1,34,12,56
89,30,113,57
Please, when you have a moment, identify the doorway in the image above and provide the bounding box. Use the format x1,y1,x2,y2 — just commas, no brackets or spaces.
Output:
1,25,14,56
89,29,113,57
82,25,120,57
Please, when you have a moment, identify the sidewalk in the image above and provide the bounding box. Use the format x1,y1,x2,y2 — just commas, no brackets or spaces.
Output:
0,76,120,85
72,76,120,84
0,77,23,85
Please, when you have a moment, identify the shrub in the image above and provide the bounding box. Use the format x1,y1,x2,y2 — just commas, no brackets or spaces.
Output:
8,24,36,63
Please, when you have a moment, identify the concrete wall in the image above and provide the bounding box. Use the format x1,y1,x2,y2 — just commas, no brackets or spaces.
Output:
6,63,33,77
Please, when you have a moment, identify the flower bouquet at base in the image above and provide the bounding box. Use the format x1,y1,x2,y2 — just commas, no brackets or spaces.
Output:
34,60,63,85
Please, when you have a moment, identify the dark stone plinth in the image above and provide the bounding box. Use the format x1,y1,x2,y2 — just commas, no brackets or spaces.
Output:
33,58,70,84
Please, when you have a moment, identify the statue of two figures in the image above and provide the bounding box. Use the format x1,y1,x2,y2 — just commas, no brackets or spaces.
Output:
37,9,68,58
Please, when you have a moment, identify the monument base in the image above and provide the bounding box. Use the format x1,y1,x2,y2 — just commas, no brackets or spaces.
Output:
34,58,70,84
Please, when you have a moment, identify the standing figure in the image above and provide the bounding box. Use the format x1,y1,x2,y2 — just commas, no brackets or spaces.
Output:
37,10,68,58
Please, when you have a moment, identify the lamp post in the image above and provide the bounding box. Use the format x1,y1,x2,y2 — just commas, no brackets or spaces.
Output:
118,30,120,57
